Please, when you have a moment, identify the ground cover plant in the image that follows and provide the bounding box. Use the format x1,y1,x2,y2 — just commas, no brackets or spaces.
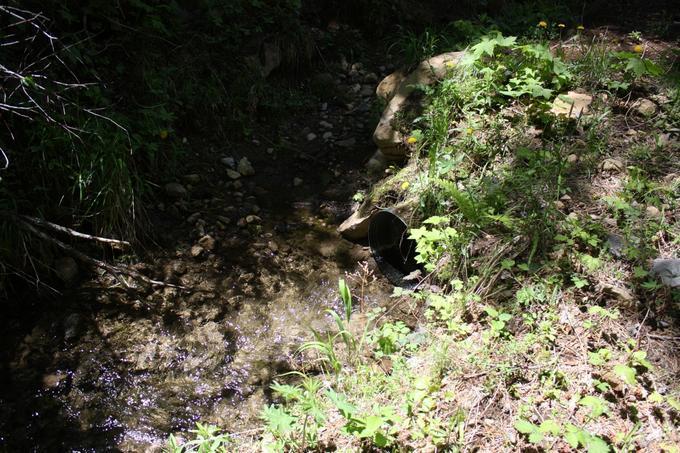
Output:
170,17,679,452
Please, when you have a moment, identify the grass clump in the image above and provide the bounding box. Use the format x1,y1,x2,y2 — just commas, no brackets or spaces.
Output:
171,21,679,453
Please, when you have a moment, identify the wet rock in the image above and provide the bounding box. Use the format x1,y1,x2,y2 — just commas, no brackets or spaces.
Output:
187,212,201,224
165,182,188,199
336,137,356,148
306,132,317,141
267,241,279,252
63,313,82,341
651,259,680,287
599,158,625,173
293,177,303,187
634,98,657,117
198,234,216,251
322,131,333,140
42,371,67,389
217,215,231,225
54,256,79,286
237,157,255,176
221,157,236,168
182,174,201,184
226,169,241,180
360,84,374,96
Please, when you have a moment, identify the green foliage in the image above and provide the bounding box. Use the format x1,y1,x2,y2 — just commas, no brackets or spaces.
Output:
409,216,460,273
166,423,232,452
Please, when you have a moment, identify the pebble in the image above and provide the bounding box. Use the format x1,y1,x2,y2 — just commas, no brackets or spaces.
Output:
186,212,201,224
245,215,261,224
306,133,317,141
190,245,204,257
182,174,201,184
319,120,333,129
221,157,236,167
237,157,255,176
293,177,303,187
336,137,356,148
322,131,333,140
164,182,187,199
226,169,241,180
567,154,579,164
267,241,279,252
217,215,231,225
198,234,216,251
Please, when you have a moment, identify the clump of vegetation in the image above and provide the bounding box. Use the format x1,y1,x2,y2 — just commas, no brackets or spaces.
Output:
172,17,678,450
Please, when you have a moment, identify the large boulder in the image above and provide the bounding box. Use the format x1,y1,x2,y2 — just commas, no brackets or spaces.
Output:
373,51,465,159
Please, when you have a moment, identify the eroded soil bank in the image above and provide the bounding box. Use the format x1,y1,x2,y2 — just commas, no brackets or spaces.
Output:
0,41,396,450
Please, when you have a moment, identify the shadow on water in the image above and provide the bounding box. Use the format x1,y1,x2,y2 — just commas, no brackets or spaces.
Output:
0,57,393,449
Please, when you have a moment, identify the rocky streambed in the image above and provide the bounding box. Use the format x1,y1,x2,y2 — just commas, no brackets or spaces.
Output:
0,49,397,450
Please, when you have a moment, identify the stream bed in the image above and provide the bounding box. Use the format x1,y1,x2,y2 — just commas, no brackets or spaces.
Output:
0,54,395,450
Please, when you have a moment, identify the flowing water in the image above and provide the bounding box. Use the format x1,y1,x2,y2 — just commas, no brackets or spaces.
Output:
0,58,394,450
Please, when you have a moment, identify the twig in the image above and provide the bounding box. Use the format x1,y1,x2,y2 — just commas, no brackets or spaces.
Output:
19,214,131,247
15,217,184,290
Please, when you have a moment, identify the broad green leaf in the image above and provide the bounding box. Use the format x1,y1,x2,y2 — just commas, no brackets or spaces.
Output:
539,419,561,435
360,415,384,437
528,430,545,443
613,364,637,385
514,419,536,434
587,435,610,453
579,395,609,418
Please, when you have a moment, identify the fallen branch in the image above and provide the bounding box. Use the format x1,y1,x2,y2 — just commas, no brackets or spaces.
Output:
19,214,131,248
15,216,184,291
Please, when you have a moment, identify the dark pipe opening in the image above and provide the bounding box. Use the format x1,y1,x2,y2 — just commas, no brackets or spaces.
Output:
368,210,421,286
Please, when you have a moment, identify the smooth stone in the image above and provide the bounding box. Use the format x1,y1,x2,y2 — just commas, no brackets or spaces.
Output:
306,133,317,141
600,158,625,173
221,157,236,168
182,174,201,184
237,157,255,176
293,177,303,187
164,182,188,199
226,169,241,180
198,234,216,251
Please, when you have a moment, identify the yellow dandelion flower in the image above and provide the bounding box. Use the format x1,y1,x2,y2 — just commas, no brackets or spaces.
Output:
401,181,410,190
633,44,643,53
466,127,474,135
538,21,548,28
406,136,418,144
577,25,585,31
558,23,566,28
159,130,169,140
445,61,456,69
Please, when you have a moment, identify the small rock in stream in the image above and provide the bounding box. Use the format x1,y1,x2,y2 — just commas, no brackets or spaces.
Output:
237,157,255,176
226,169,241,180
198,234,216,251
306,132,317,141
164,182,188,199
221,157,236,167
